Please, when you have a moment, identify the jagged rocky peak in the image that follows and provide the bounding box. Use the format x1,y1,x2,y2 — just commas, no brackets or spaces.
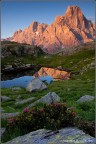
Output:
13,29,22,37
28,21,48,32
64,6,89,29
65,5,83,17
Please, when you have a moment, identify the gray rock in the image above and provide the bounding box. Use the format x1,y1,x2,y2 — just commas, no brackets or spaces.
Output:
4,128,95,144
5,65,12,70
77,95,94,103
57,66,62,70
12,87,21,91
1,96,11,102
15,97,35,105
0,128,6,137
1,112,20,119
26,78,47,92
27,92,60,108
1,107,5,112
26,64,31,67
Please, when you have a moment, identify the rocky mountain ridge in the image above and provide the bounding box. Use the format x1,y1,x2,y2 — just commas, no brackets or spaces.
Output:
4,6,95,53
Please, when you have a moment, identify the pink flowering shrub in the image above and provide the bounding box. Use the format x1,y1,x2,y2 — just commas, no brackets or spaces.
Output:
6,103,77,133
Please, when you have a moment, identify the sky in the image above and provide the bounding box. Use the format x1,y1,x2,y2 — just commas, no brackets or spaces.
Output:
1,0,95,39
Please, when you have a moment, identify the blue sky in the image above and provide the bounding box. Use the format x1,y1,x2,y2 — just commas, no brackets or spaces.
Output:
1,0,95,38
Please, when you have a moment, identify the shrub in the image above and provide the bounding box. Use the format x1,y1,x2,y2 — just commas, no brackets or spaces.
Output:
75,117,95,137
5,103,76,134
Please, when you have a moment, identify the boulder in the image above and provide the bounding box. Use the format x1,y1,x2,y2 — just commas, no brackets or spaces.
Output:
15,97,35,105
1,96,11,102
77,95,94,103
4,128,95,144
26,78,47,92
27,92,60,108
34,67,70,80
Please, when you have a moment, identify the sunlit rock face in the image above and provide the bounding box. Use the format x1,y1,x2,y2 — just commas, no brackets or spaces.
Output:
34,67,70,80
7,6,95,53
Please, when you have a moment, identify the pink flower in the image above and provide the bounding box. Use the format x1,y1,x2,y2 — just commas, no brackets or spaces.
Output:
23,108,30,113
56,103,61,108
9,118,14,123
39,109,44,113
73,112,77,117
51,102,55,107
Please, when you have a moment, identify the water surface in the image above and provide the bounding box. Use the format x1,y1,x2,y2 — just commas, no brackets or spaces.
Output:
1,76,54,88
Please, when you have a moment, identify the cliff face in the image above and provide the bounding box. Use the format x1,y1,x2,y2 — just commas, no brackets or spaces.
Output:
7,6,95,53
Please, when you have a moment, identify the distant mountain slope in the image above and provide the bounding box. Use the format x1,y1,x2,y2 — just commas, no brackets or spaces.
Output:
4,6,95,53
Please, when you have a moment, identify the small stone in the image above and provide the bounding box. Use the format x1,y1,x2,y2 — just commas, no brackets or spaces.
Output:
1,96,11,102
12,87,21,91
77,95,94,103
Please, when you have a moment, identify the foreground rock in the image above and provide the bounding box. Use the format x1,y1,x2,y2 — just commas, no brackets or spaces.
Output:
1,96,11,102
1,112,20,119
15,97,35,105
26,78,47,92
27,92,60,108
4,128,95,144
77,95,94,103
34,67,70,80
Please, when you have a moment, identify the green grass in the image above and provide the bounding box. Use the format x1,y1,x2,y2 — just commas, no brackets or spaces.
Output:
1,78,95,122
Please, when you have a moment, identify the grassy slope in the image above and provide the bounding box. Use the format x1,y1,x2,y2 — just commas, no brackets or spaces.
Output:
1,42,95,123
1,42,95,143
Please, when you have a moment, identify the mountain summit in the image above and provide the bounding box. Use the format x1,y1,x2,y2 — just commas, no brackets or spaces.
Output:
5,6,95,53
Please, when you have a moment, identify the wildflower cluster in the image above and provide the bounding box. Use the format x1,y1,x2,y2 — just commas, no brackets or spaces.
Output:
6,103,77,133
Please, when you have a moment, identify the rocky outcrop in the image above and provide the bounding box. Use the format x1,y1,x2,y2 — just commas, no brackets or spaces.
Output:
77,95,94,103
34,67,70,80
26,78,47,92
26,92,60,108
1,42,46,58
4,128,95,144
6,6,95,53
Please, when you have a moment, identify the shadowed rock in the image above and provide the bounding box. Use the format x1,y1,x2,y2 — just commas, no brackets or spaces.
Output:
77,95,94,103
15,97,35,105
26,92,60,108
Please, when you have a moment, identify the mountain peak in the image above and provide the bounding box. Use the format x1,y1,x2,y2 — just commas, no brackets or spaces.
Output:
65,5,83,17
